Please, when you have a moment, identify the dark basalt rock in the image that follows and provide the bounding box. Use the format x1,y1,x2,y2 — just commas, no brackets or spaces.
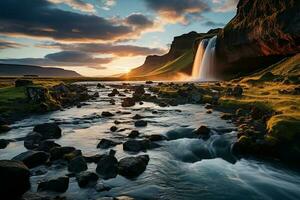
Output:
123,139,150,152
0,160,30,199
118,155,150,178
128,130,140,138
132,114,144,120
50,146,76,160
121,97,135,107
97,139,120,149
110,126,118,132
84,154,104,163
76,171,99,188
37,176,69,193
147,134,167,142
0,139,10,149
134,120,147,127
12,151,50,169
195,126,211,139
33,123,62,139
220,113,233,120
63,150,82,161
37,140,61,152
101,111,114,117
68,156,87,173
96,154,118,179
0,124,11,134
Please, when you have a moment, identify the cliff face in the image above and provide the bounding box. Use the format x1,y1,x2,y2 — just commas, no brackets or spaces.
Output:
217,0,300,75
127,31,202,77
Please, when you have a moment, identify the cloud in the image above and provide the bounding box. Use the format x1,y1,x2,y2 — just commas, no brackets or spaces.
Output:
203,20,225,27
0,39,25,50
48,0,95,13
124,13,154,28
0,0,156,42
38,42,166,56
102,0,116,10
143,0,210,24
0,51,112,69
213,0,238,12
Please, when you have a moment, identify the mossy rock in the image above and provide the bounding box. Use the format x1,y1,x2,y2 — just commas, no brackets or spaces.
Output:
267,115,300,143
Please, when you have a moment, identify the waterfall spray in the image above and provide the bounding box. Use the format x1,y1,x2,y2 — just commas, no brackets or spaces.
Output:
192,36,218,81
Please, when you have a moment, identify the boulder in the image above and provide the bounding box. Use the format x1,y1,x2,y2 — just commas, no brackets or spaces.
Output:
97,83,105,88
0,125,11,134
220,113,233,120
12,151,50,168
97,139,120,149
50,146,76,160
33,123,62,139
128,130,140,138
110,126,118,132
0,160,30,199
232,85,243,97
133,85,145,97
134,120,147,127
26,86,48,103
123,139,150,152
68,156,87,173
121,97,135,107
132,114,144,120
37,176,69,193
102,111,114,117
37,140,61,152
84,154,104,163
96,154,118,179
63,150,82,161
15,79,33,87
118,155,150,178
95,181,111,192
195,126,211,139
147,134,167,141
24,132,43,150
0,139,10,149
76,171,99,188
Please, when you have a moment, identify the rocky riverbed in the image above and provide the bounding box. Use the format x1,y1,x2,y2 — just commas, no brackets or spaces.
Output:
0,81,300,200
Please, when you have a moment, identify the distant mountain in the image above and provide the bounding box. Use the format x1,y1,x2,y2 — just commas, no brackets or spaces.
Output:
0,63,82,77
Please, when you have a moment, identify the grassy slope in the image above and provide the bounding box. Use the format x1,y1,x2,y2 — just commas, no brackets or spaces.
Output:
0,80,62,120
126,50,193,80
220,54,300,143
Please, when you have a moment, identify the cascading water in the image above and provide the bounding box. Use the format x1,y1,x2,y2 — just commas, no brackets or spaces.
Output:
192,36,218,81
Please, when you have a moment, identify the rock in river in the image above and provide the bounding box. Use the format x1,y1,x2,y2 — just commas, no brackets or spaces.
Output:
134,120,147,127
102,111,114,117
76,171,99,188
123,139,151,152
118,155,150,178
121,97,135,107
38,176,69,193
195,126,211,139
0,139,10,149
96,154,118,179
33,123,62,139
12,150,50,168
0,160,30,199
68,156,87,173
97,139,120,149
50,146,76,160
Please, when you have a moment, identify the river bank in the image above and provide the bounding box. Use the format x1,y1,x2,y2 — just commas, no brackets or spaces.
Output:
0,80,299,200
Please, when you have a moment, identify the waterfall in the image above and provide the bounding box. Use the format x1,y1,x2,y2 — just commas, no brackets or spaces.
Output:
192,36,218,81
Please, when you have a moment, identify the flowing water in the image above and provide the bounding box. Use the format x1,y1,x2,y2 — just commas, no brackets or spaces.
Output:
192,36,218,81
1,82,300,200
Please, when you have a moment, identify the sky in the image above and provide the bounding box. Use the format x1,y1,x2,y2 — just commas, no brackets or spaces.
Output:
0,0,238,77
